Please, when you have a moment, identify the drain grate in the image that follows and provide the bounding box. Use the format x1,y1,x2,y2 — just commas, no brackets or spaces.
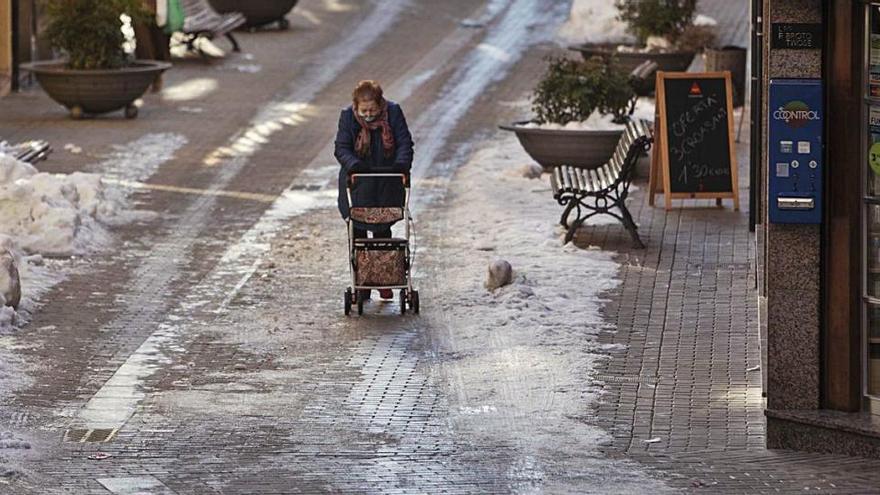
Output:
64,428,118,443
593,374,660,385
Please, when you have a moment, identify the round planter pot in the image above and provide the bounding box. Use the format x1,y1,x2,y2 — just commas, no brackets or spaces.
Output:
499,121,624,170
570,43,696,72
569,43,695,93
208,0,299,29
20,60,172,119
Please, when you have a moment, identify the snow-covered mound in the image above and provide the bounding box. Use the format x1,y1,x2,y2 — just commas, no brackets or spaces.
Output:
558,0,633,46
518,98,657,131
0,153,120,256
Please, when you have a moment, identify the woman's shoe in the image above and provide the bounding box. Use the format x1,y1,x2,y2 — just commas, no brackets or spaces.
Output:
378,289,393,300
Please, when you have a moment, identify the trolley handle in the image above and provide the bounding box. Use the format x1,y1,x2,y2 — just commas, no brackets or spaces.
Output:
348,171,409,187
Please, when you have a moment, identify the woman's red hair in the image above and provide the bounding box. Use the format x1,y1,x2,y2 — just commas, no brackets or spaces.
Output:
352,80,385,107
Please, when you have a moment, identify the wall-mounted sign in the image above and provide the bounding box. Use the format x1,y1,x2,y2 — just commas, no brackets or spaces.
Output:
771,23,822,50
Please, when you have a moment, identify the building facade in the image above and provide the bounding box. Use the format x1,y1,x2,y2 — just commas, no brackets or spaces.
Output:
762,0,880,457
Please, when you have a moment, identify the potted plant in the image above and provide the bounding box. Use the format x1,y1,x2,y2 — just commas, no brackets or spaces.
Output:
208,0,299,30
569,0,713,88
20,0,172,119
500,56,637,170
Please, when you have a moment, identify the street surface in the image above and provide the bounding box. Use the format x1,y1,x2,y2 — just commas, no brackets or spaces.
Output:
2,1,880,493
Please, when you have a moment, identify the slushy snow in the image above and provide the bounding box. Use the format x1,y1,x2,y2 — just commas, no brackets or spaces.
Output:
423,125,670,492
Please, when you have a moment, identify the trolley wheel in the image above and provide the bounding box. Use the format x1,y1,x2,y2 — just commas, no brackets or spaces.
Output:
124,104,139,119
278,18,290,30
344,288,352,316
70,106,84,120
399,289,407,315
357,296,364,315
410,290,420,315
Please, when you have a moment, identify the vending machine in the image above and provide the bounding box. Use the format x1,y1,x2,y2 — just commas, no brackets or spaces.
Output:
768,79,823,224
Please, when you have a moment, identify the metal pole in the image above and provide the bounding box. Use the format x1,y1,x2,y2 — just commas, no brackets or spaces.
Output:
749,0,764,232
10,0,19,91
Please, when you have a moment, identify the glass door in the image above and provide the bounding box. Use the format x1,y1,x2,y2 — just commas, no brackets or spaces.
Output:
864,3,880,414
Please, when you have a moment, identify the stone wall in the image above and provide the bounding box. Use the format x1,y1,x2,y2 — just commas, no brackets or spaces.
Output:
764,0,823,411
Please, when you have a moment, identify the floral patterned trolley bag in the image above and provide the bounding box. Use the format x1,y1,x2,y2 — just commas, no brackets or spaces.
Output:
344,172,419,316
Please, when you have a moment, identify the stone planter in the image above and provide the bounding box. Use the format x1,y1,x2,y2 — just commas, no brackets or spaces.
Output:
499,121,623,170
20,60,171,119
569,43,696,93
208,0,299,29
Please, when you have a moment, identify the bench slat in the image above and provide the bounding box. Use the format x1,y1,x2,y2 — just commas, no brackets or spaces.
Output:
551,167,563,196
581,170,596,192
600,166,614,190
569,167,584,191
594,167,607,191
586,169,600,192
610,153,623,177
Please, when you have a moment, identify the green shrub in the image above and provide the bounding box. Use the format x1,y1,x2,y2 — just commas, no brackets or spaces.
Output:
43,0,149,70
532,56,636,125
615,0,698,45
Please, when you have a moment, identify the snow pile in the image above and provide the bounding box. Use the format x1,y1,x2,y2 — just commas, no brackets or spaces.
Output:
557,0,632,45
520,113,626,131
694,14,718,27
518,98,656,131
0,153,118,256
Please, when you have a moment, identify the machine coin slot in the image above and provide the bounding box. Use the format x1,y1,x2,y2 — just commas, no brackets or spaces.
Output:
778,197,815,210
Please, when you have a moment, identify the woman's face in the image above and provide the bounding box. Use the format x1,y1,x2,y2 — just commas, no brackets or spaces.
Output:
356,99,380,122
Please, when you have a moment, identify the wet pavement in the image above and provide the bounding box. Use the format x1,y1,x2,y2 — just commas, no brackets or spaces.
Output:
2,0,880,493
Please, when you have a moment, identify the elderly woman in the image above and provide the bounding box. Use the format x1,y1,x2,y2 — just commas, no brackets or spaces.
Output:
335,80,414,300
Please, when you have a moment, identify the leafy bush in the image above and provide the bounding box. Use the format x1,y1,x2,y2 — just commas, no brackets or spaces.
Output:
615,0,698,45
532,56,636,125
43,0,149,70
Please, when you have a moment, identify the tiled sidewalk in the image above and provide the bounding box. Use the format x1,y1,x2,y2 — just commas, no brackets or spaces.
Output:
574,118,880,492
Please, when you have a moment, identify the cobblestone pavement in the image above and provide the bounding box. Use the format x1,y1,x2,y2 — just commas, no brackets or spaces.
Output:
2,0,880,494
575,121,880,492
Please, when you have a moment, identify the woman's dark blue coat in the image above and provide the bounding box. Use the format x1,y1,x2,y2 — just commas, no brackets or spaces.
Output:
335,101,414,229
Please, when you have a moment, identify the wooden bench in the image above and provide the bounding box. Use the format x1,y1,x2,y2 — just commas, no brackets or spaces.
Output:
1,140,52,164
550,119,652,247
180,0,246,55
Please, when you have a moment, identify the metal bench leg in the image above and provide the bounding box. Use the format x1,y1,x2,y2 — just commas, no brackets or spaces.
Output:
619,205,645,249
563,211,598,245
559,200,580,228
226,33,242,52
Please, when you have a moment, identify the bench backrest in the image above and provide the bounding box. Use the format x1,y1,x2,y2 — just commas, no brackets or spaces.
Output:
608,119,652,186
180,0,244,32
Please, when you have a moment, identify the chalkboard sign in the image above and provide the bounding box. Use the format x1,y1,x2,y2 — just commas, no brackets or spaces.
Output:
649,71,740,211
